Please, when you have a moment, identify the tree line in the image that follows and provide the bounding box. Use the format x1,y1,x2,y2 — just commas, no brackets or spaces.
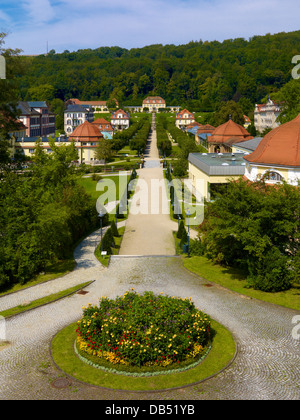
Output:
192,178,300,292
0,140,98,291
16,31,300,115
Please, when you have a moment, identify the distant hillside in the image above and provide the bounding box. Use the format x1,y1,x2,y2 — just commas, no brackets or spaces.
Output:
17,30,300,113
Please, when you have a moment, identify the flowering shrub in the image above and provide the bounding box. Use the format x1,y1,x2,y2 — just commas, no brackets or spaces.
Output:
76,290,211,369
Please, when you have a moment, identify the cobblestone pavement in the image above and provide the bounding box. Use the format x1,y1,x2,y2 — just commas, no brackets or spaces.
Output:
0,116,299,400
0,250,299,400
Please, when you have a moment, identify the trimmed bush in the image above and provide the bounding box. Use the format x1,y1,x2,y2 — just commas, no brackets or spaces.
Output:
110,220,119,237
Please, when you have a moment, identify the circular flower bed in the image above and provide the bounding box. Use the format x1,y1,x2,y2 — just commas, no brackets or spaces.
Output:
76,290,211,372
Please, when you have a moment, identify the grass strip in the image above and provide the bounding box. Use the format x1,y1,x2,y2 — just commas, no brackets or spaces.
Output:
0,282,93,319
51,319,236,392
182,255,300,311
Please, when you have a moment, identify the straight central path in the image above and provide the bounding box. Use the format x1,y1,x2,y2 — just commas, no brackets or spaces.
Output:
119,114,176,256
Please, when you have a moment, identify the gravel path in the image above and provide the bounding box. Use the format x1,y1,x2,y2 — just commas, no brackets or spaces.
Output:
119,121,176,256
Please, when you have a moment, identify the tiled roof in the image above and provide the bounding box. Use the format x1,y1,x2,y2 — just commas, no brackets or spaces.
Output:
244,114,300,167
111,109,129,119
17,102,40,116
176,109,194,118
143,96,165,104
65,104,88,113
209,119,252,144
69,121,103,141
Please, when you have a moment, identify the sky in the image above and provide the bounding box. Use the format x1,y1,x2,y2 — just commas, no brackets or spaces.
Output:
0,0,299,55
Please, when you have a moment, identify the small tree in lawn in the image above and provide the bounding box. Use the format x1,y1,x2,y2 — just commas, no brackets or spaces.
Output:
177,220,186,239
95,139,113,172
110,219,119,237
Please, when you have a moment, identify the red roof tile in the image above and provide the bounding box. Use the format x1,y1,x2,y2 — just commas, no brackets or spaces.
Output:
209,119,252,144
69,121,103,142
244,114,300,167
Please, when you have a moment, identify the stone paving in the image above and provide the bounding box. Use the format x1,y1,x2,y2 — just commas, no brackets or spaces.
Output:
0,252,299,400
0,116,299,400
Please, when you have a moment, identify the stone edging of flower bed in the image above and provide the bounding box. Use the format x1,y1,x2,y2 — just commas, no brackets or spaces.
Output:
73,340,212,377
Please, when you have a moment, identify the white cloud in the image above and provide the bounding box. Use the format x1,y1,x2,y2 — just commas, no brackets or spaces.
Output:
4,0,300,54
22,0,56,24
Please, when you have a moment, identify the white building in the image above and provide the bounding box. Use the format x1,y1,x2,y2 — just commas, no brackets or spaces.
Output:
175,109,195,130
64,104,94,135
110,109,130,131
254,96,281,133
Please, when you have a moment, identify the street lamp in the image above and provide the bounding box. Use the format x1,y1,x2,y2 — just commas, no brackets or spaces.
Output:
99,211,104,254
186,210,191,257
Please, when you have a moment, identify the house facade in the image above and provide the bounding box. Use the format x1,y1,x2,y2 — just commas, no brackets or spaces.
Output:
254,97,281,133
110,109,130,131
175,109,195,130
64,104,94,135
17,101,56,137
142,96,166,112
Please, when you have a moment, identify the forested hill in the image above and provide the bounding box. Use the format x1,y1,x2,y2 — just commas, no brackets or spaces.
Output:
17,30,300,112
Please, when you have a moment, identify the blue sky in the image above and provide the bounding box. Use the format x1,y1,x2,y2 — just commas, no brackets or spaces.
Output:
1,0,299,54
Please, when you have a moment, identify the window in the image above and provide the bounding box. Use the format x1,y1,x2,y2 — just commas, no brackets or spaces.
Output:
265,171,283,182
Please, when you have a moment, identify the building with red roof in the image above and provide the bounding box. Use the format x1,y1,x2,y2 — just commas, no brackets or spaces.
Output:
175,109,195,130
69,120,104,163
110,109,130,131
208,118,253,153
142,96,166,112
244,113,300,185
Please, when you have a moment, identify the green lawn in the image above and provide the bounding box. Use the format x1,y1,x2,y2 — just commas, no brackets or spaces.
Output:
0,259,76,297
78,174,129,205
95,226,125,267
0,281,92,318
182,255,300,311
51,318,236,391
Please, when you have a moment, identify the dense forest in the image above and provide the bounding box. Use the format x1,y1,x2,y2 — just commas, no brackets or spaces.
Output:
16,30,300,113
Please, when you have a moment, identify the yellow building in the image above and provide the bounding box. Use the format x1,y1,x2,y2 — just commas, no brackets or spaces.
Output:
189,114,300,203
189,152,246,201
142,96,166,112
16,121,105,164
69,121,104,163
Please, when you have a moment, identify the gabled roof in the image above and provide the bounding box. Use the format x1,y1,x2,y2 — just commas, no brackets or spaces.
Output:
111,109,129,119
176,109,194,119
